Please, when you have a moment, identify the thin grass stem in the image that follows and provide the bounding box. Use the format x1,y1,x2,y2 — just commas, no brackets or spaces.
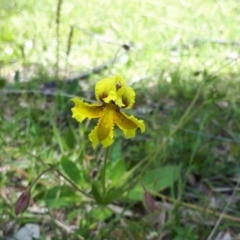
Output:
102,147,110,198
56,0,63,79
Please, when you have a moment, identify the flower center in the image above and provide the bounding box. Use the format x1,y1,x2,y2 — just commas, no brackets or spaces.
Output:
115,82,122,91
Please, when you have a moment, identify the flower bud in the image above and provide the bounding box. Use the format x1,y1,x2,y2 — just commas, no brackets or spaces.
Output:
143,191,156,213
15,190,31,215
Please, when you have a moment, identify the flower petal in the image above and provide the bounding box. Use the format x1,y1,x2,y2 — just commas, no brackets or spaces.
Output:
114,111,145,138
89,125,114,149
89,103,116,148
121,86,135,109
71,97,103,122
95,75,127,107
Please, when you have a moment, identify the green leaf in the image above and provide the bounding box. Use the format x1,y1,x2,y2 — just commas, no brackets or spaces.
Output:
63,127,76,149
0,78,6,89
109,138,122,162
142,165,181,191
105,188,121,203
35,185,79,208
91,181,103,203
126,165,181,200
14,70,20,83
89,206,112,221
61,156,82,184
108,159,126,186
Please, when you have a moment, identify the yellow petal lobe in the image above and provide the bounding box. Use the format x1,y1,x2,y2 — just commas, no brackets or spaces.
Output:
88,126,99,149
89,126,114,149
88,103,116,148
121,86,135,109
71,97,103,122
114,111,145,138
95,75,127,107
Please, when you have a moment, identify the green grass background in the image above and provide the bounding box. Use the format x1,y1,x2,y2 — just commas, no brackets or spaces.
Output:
1,0,240,239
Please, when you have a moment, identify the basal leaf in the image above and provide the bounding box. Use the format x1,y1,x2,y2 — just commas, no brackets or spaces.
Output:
91,181,103,203
35,185,79,208
61,156,82,184
126,165,181,201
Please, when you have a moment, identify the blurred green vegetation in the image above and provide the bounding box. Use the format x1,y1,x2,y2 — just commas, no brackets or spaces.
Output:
1,0,240,239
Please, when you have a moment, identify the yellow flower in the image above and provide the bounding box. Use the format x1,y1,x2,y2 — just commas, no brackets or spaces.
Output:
71,75,145,148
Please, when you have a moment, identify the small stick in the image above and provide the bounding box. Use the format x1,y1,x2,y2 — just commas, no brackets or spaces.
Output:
56,0,63,79
206,177,240,240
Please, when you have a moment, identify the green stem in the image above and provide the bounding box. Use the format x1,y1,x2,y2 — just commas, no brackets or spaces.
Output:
102,147,110,198
55,169,93,198
28,161,92,199
28,167,53,191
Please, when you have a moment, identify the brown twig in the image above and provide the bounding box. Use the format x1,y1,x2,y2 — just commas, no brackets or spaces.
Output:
155,192,240,223
207,177,240,239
